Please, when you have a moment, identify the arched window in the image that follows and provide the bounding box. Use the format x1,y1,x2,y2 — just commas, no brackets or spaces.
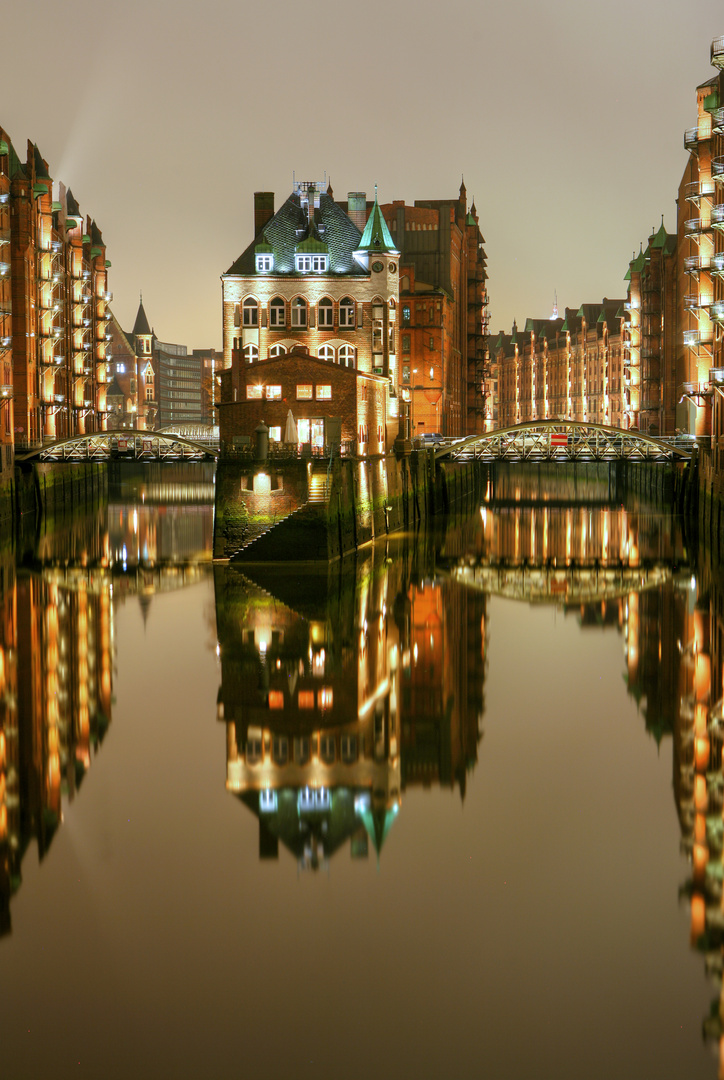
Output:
318,344,335,363
243,343,258,363
318,297,333,328
291,297,307,328
242,297,258,327
339,296,355,328
269,344,286,358
270,297,285,328
339,345,356,368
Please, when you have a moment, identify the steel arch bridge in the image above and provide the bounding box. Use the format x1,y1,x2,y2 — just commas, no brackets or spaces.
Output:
435,421,695,463
18,429,219,463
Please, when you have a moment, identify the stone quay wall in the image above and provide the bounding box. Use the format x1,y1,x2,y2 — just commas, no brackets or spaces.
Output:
213,450,486,562
0,460,107,525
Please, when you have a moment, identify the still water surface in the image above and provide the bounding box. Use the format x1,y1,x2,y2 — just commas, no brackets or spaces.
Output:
0,465,721,1078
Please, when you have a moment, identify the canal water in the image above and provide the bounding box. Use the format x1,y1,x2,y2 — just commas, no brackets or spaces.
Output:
1,464,723,1079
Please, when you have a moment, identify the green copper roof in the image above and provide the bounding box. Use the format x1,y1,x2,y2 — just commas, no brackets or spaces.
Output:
650,220,669,250
32,183,48,199
254,232,274,254
615,305,625,319
466,212,476,225
8,143,23,180
630,248,646,274
560,318,569,332
704,90,719,112
0,140,7,156
91,246,103,257
81,233,91,244
295,232,329,254
524,318,535,333
597,308,606,324
33,145,51,182
52,201,62,212
623,268,631,281
356,195,397,254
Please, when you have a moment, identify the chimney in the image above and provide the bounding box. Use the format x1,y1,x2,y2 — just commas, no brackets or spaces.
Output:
347,192,367,230
254,192,274,237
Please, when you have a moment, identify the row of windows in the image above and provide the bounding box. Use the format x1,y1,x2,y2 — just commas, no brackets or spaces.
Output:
238,296,358,329
248,731,361,768
239,342,356,367
255,254,329,274
247,384,333,401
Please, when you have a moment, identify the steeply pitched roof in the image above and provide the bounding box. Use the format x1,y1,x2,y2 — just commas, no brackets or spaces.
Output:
132,300,152,336
356,194,398,255
225,192,366,276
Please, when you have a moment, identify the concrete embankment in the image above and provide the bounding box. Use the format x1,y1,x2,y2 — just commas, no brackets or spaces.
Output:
0,460,107,525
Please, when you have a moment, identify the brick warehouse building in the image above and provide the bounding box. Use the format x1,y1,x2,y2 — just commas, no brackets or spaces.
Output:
0,128,112,455
378,183,490,437
220,180,400,455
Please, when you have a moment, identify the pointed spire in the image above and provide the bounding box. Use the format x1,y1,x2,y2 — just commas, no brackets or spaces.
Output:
356,190,398,255
132,296,152,337
326,178,333,200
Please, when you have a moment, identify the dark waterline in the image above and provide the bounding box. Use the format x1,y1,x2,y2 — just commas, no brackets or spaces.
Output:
0,466,721,1079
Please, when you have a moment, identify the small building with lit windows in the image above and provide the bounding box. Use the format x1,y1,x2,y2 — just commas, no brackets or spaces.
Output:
219,179,400,454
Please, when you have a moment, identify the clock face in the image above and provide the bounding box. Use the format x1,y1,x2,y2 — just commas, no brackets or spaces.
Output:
372,261,384,273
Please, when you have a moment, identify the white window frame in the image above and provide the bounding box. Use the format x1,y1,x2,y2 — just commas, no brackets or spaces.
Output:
256,254,273,272
265,385,282,400
296,255,312,272
316,385,332,400
339,345,356,368
312,255,327,272
339,298,355,327
242,298,259,327
318,298,333,327
318,345,335,363
243,343,258,363
270,297,286,328
269,344,287,358
291,299,308,328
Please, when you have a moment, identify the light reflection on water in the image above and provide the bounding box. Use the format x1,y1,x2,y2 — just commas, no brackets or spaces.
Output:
2,471,724,1078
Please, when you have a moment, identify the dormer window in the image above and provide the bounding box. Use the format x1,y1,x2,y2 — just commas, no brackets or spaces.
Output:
296,254,328,272
256,254,273,272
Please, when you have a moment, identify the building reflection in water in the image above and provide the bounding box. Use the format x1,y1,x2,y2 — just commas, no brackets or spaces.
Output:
0,467,215,937
214,540,487,870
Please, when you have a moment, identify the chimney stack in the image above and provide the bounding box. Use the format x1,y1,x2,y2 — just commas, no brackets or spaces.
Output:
347,192,367,230
254,192,274,237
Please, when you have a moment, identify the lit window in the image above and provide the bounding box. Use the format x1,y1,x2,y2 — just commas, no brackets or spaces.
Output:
296,255,312,272
402,305,411,324
243,343,258,363
339,297,355,327
318,344,335,363
270,297,285,327
318,297,333,327
318,687,333,709
296,384,313,399
242,298,258,326
269,344,286,358
116,362,125,374
256,254,273,272
268,690,284,709
316,385,332,400
312,255,328,271
372,305,384,353
320,735,335,763
259,790,277,813
341,735,357,763
246,385,263,399
339,345,356,368
272,735,288,764
298,690,315,709
265,385,282,400
268,426,281,442
291,298,307,328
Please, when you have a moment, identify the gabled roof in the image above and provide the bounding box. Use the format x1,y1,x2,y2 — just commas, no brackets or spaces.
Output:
66,189,81,218
356,194,398,255
296,231,329,254
132,300,152,336
225,192,366,276
33,145,51,182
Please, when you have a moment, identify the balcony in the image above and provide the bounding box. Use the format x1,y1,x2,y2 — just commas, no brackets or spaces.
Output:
713,156,724,182
684,293,711,311
685,216,711,236
684,328,714,347
0,385,12,399
712,253,724,277
713,107,724,136
0,336,10,349
686,253,714,273
103,291,113,303
685,127,705,151
710,301,724,322
712,35,724,68
712,205,724,230
685,179,716,201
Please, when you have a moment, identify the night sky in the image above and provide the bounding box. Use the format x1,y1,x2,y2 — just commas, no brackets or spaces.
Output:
4,0,722,348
